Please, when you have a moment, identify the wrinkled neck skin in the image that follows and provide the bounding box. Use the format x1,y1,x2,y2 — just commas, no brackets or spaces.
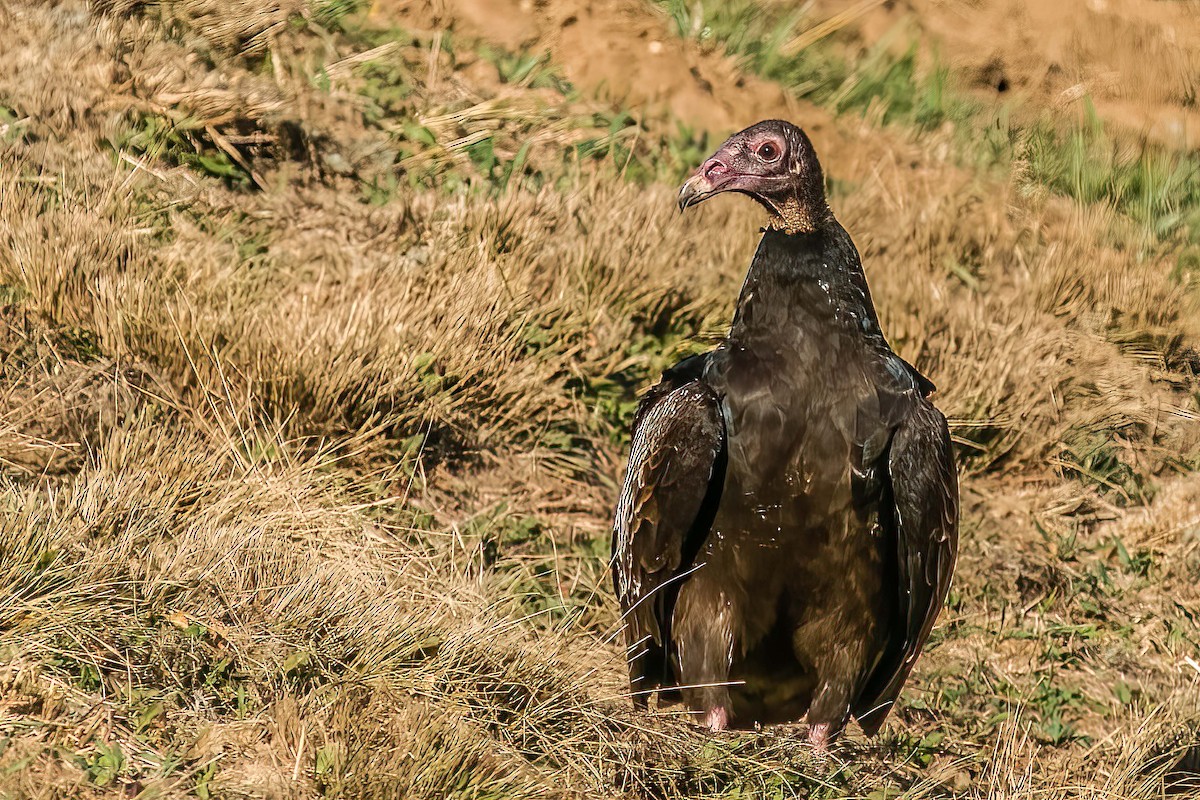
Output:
758,190,832,236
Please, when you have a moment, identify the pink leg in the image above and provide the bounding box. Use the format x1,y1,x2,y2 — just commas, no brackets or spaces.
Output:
806,679,849,755
703,706,730,732
808,722,831,755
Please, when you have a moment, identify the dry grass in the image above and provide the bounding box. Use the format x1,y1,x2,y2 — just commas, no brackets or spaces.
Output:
1,0,1200,798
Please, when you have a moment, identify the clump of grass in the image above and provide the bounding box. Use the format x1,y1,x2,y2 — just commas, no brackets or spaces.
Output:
660,0,1200,244
662,0,979,132
1058,423,1156,506
1022,102,1200,241
106,114,258,187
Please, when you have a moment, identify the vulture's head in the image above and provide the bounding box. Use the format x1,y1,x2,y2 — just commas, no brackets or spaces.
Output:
677,119,828,234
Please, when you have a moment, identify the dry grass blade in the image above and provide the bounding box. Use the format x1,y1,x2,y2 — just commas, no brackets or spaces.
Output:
782,0,889,56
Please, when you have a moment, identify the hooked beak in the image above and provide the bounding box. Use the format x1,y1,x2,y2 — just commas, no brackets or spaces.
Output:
677,158,730,212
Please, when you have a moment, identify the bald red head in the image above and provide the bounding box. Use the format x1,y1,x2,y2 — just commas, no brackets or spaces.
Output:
678,120,829,234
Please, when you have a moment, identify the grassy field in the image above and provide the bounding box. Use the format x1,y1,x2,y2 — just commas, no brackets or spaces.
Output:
2,0,1200,797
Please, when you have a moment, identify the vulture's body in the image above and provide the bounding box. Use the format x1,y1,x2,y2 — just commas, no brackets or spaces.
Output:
612,120,958,743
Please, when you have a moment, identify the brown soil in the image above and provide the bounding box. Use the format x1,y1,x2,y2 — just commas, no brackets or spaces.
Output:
375,0,809,133
818,0,1200,149
382,0,1200,149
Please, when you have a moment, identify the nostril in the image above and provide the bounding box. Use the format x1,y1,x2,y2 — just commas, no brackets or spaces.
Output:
703,160,729,180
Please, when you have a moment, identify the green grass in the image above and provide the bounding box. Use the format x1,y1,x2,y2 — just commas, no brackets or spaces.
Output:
1022,102,1200,241
105,114,256,187
662,0,980,132
659,0,1200,244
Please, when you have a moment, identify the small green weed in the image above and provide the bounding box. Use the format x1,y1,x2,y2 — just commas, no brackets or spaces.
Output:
108,115,255,187
1031,680,1088,745
193,761,219,799
479,46,571,92
79,740,125,786
1059,424,1155,506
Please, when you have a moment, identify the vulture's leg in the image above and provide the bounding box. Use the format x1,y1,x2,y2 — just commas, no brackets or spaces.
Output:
795,614,867,747
806,679,853,749
808,723,832,754
672,579,738,731
703,706,729,731
792,546,882,747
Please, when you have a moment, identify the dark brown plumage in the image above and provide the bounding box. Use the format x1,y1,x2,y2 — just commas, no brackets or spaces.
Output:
611,120,959,746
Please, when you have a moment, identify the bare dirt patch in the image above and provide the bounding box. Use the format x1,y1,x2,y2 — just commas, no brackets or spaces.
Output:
377,0,807,132
816,0,1200,149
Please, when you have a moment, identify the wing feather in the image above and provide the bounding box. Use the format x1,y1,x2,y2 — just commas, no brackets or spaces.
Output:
855,400,959,735
612,372,725,704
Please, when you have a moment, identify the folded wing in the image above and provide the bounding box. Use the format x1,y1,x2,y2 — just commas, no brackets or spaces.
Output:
612,366,726,703
855,400,959,734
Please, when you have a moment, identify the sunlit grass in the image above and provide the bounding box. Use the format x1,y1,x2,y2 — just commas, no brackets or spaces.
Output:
658,0,1200,243
1023,103,1200,241
3,0,1200,797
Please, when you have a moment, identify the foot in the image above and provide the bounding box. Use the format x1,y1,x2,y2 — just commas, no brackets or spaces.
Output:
703,706,729,732
807,722,831,755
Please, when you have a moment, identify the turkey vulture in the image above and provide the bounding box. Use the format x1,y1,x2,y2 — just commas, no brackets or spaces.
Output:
611,120,958,748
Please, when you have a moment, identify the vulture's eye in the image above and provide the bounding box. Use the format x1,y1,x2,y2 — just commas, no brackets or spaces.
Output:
757,142,780,161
